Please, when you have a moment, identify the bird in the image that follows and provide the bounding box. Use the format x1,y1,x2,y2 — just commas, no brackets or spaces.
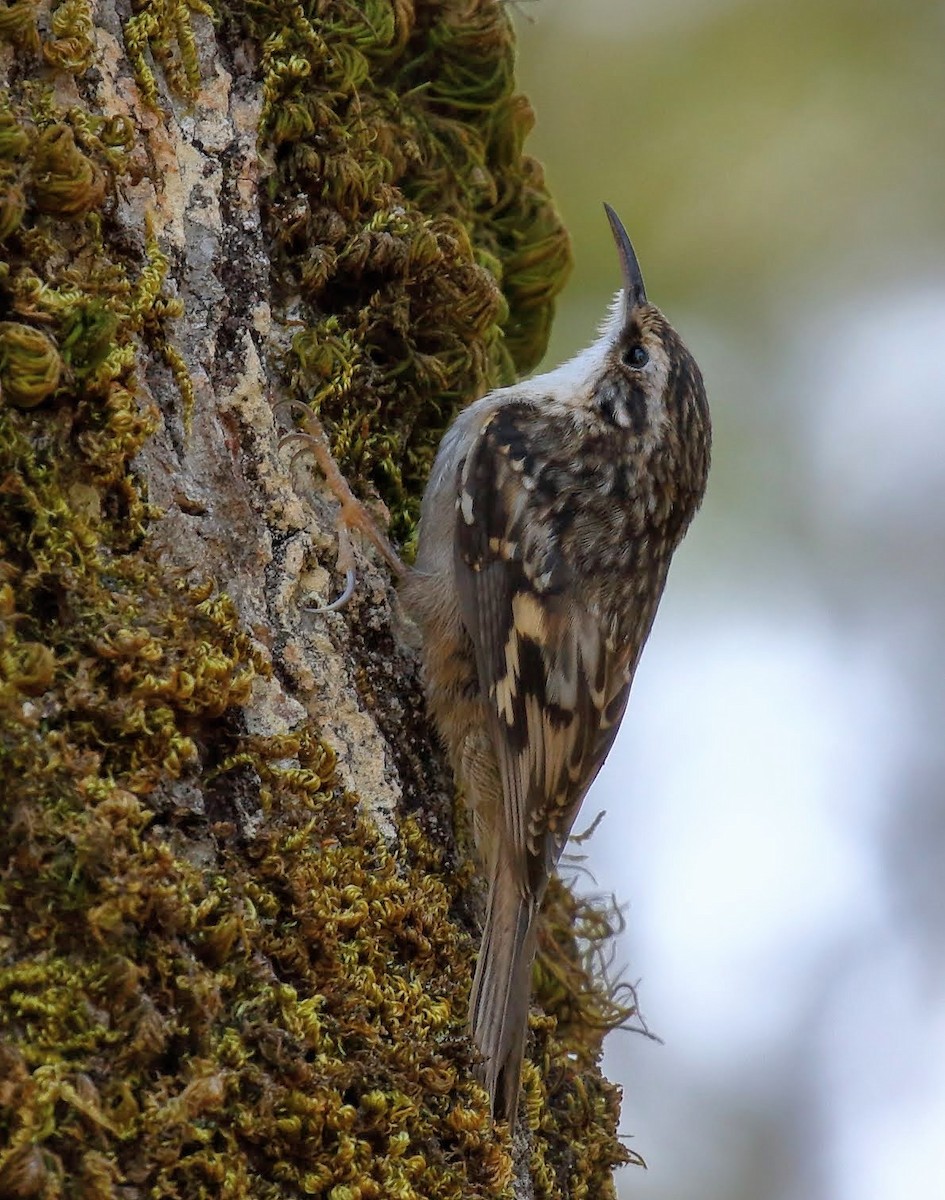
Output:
399,203,711,1128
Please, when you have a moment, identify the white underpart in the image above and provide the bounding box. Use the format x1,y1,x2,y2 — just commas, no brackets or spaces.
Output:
513,291,626,404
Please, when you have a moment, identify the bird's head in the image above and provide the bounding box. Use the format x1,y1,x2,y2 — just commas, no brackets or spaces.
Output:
597,203,711,496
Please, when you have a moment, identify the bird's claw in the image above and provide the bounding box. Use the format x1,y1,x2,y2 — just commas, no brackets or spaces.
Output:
303,566,356,613
300,521,357,613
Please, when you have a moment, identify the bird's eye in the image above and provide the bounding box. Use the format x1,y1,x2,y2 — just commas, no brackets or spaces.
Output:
623,345,649,369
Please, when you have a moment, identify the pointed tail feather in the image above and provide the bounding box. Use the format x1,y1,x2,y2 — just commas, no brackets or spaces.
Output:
469,870,538,1128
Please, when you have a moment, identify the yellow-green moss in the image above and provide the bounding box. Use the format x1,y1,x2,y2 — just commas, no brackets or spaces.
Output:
0,2,631,1196
0,322,62,407
0,0,40,53
43,0,96,74
0,756,514,1197
123,0,213,106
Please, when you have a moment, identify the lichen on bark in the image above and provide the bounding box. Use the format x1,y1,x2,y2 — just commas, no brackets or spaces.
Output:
0,2,634,1197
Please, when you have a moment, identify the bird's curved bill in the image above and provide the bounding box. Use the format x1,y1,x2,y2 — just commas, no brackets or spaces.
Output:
604,202,647,311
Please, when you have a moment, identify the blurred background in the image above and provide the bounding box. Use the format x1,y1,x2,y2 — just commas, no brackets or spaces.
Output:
512,2,945,1198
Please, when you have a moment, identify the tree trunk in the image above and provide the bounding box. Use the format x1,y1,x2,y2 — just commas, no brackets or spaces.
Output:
0,2,631,1196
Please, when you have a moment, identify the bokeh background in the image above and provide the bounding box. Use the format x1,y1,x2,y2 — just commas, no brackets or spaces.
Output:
512,2,945,1198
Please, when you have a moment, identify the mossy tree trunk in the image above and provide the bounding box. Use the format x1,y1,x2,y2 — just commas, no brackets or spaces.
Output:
0,2,632,1196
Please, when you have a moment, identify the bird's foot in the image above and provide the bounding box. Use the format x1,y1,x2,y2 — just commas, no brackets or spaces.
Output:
276,399,405,612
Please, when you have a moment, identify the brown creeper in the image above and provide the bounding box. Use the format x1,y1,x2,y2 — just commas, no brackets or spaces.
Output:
401,205,711,1128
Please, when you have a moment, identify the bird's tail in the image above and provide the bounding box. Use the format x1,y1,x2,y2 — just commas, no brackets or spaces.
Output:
469,868,538,1128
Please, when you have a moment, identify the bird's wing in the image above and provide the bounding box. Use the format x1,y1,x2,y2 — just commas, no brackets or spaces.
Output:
454,403,635,890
